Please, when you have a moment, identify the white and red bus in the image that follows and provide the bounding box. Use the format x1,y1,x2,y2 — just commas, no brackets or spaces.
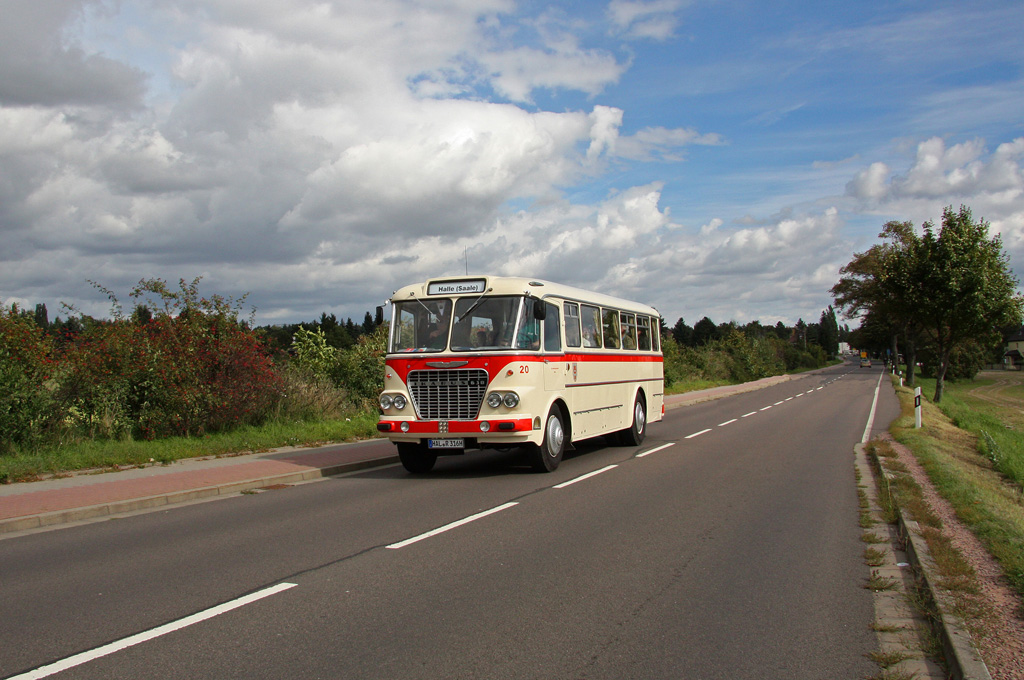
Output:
377,276,664,473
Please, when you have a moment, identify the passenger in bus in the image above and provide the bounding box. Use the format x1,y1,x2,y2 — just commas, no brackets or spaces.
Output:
475,329,494,347
565,321,581,347
637,325,651,351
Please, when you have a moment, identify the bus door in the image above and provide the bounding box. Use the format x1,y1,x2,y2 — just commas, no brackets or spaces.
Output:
542,301,565,391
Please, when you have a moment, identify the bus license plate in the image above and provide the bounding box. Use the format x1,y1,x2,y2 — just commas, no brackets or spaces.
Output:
428,439,464,449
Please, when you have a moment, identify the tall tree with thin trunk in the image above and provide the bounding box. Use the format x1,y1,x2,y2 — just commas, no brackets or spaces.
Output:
914,206,1022,402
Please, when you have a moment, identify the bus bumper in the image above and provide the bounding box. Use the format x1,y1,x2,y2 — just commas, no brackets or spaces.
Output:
377,418,535,437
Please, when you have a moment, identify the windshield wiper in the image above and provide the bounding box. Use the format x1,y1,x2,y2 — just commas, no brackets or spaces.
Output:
455,287,493,323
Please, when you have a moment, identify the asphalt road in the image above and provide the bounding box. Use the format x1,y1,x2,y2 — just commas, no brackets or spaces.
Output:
0,362,900,679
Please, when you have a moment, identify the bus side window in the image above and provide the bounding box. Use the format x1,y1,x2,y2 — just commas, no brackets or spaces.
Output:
637,316,651,351
620,312,637,350
581,305,602,348
543,302,561,352
603,308,620,349
564,302,581,348
652,318,661,352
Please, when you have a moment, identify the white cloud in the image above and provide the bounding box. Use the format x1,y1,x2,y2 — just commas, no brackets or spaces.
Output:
607,0,684,41
846,162,890,200
615,125,724,162
845,137,1024,254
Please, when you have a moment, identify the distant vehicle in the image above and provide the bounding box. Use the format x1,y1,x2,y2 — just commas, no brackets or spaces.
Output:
860,357,871,368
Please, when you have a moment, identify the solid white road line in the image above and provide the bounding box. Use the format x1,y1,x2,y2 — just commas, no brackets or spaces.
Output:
13,583,298,680
861,370,885,444
554,465,618,489
387,502,519,549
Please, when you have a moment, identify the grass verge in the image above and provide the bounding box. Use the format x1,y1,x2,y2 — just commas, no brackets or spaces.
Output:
0,411,381,484
889,373,1024,601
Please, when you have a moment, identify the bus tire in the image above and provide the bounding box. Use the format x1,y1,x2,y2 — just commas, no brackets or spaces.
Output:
619,393,647,446
531,405,565,472
398,442,437,473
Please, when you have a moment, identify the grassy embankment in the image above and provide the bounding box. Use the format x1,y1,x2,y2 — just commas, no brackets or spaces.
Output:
889,370,1024,600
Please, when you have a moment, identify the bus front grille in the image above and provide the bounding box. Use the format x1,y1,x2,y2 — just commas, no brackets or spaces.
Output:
407,369,488,420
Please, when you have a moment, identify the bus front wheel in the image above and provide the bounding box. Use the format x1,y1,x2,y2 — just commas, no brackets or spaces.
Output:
398,442,437,474
531,406,565,472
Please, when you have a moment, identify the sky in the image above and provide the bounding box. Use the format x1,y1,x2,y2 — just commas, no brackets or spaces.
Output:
2,0,1023,329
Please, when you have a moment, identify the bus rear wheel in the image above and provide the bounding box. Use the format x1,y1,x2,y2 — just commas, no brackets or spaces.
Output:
398,442,437,473
530,405,565,472
618,393,647,446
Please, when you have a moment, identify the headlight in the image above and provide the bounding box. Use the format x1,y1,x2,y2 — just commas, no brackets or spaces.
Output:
379,394,393,410
502,392,520,408
393,395,407,410
487,392,503,409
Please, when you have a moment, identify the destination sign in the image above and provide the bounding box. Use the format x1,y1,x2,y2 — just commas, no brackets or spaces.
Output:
427,279,486,295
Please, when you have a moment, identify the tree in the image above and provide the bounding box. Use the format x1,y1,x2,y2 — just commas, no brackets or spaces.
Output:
794,319,807,349
34,303,49,329
832,220,925,385
819,306,839,358
671,318,693,346
914,206,1022,401
692,316,718,346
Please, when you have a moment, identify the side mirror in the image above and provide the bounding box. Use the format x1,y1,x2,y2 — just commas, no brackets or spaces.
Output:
533,301,547,320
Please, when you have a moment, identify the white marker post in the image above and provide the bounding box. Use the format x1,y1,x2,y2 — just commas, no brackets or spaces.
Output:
914,387,922,429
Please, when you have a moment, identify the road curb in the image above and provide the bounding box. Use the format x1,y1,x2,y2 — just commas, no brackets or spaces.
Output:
862,443,993,680
0,455,399,536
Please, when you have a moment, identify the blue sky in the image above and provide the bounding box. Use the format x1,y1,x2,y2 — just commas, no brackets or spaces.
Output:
2,0,1022,328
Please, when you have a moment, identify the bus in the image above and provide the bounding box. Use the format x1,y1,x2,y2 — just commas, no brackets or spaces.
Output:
376,276,664,473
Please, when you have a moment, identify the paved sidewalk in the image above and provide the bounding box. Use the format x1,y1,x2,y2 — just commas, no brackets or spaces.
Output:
0,375,794,536
0,440,398,536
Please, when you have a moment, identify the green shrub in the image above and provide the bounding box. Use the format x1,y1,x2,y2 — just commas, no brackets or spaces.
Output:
333,325,387,407
291,327,339,379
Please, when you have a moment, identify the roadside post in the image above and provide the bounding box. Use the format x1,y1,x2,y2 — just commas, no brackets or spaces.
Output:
914,387,922,428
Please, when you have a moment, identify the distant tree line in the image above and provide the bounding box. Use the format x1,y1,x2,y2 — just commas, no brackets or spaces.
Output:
659,306,846,389
258,308,384,353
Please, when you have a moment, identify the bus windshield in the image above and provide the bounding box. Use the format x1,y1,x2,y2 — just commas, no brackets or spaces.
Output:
391,295,542,352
